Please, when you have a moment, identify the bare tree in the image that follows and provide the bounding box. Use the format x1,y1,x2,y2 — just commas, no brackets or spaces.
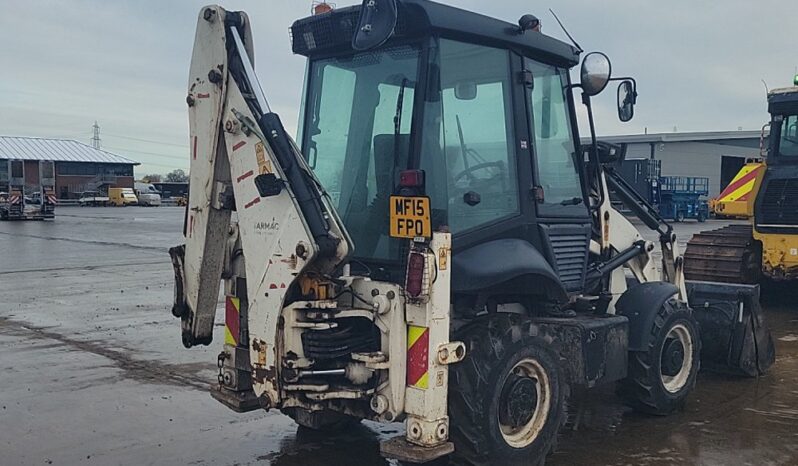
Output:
165,169,188,182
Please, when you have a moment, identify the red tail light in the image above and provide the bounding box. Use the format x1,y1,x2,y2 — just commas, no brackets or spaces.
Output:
399,169,425,188
406,252,425,298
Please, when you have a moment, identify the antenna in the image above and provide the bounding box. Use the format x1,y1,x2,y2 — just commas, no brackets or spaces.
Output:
91,121,101,149
549,9,583,54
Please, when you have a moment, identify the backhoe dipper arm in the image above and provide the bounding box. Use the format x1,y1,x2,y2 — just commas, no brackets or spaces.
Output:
603,165,685,297
170,6,351,403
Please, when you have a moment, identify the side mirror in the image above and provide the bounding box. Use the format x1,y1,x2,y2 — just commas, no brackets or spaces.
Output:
454,82,477,100
580,52,611,96
617,80,636,122
759,122,770,157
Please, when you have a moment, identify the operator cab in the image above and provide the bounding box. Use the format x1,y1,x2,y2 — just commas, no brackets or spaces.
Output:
767,86,798,164
755,85,798,232
293,0,633,294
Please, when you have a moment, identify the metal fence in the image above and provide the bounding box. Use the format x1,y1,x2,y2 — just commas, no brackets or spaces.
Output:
56,199,181,207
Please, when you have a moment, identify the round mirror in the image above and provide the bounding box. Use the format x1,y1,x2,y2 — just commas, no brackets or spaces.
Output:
580,52,612,96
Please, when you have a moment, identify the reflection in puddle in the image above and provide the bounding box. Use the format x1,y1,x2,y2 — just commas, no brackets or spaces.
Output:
262,422,399,466
552,306,798,465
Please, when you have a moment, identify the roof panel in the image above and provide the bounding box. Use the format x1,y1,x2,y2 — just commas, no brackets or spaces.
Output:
0,136,139,165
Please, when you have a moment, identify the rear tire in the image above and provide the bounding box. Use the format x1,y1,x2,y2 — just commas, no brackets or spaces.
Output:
449,315,568,466
618,299,701,415
283,407,360,431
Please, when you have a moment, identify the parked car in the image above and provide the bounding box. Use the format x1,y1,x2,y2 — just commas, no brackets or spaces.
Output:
78,191,109,207
134,182,162,206
108,187,139,207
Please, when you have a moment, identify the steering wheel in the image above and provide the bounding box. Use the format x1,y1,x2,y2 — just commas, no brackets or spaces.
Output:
453,161,505,184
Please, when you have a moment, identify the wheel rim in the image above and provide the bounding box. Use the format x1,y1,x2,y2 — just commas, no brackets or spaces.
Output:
497,357,550,448
659,323,694,393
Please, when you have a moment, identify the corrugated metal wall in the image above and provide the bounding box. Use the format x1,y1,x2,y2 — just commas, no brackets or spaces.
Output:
625,140,759,197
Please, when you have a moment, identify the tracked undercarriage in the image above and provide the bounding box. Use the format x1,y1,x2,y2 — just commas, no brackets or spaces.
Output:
684,224,762,284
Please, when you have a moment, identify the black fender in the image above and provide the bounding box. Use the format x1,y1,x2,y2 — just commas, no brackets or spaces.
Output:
616,282,679,351
451,239,568,303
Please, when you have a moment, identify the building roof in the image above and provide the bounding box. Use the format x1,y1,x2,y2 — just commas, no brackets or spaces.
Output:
584,130,763,145
0,136,139,165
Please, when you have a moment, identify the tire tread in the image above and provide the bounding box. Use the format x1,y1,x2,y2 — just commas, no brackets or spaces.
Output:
619,299,701,415
449,314,569,465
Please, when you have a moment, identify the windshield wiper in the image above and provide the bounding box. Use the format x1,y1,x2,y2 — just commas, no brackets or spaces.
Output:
393,77,409,166
560,197,583,206
455,114,471,173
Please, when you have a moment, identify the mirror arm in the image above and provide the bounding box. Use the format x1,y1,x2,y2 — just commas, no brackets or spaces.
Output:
581,92,606,214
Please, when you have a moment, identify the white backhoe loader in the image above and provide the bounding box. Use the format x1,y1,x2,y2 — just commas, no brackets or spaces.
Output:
170,2,774,464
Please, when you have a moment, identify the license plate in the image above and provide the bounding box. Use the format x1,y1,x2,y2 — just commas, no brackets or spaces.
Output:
389,195,431,239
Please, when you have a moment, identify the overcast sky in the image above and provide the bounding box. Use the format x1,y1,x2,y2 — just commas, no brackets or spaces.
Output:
2,0,796,175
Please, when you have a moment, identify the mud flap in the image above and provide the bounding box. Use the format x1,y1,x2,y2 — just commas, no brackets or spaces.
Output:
686,280,775,377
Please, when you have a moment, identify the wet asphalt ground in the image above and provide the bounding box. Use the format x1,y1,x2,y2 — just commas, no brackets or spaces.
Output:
0,207,796,466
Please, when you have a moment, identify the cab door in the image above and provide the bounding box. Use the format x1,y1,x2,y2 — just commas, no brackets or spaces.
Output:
523,58,592,292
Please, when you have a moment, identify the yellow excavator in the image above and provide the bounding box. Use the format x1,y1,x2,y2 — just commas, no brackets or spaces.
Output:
685,79,798,283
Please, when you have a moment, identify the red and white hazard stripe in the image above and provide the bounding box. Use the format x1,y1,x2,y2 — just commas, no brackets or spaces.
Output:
407,325,430,389
8,195,20,204
46,195,58,205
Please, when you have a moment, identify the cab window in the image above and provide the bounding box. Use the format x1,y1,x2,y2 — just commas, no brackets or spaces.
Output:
778,114,798,157
525,60,584,213
421,39,520,234
303,45,420,260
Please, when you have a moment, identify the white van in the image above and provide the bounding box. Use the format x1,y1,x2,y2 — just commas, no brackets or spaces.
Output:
134,182,162,206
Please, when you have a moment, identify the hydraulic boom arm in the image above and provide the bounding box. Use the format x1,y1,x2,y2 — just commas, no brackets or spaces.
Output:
169,6,351,403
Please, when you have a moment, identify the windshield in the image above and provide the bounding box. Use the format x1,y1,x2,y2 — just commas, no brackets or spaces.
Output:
777,114,798,157
302,45,419,261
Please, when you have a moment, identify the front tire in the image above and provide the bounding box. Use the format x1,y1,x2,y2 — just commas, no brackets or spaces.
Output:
619,298,701,415
449,315,568,466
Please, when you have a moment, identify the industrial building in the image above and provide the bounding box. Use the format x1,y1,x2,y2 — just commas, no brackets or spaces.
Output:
152,181,189,199
595,130,763,198
1,131,763,200
0,136,139,198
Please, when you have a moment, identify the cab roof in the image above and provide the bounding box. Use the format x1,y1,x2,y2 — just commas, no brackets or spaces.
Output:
291,0,580,68
768,86,798,115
